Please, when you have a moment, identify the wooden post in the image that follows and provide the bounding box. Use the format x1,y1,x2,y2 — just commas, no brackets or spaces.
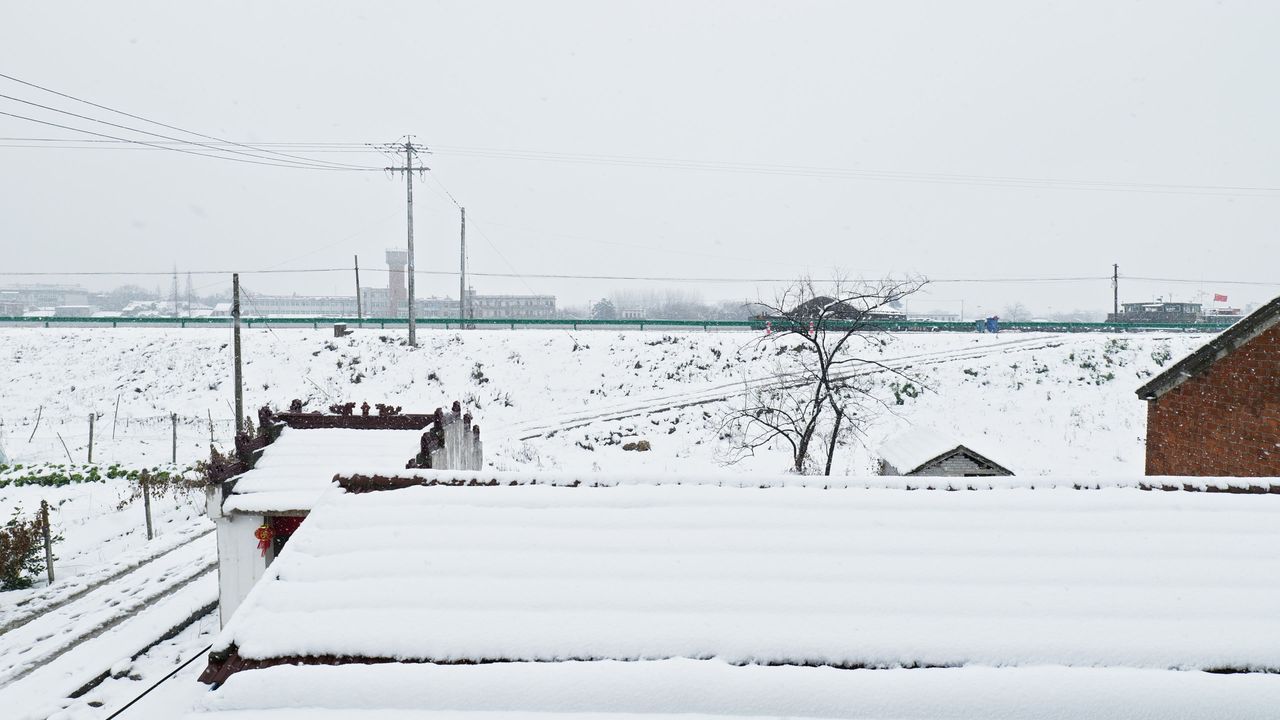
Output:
27,405,41,443
141,471,154,540
171,413,178,465
40,500,53,584
87,414,95,463
208,409,215,446
55,432,73,463
111,394,120,440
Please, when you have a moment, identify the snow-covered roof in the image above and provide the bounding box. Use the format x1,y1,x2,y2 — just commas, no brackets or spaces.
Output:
224,427,423,513
206,478,1280,684
190,659,1280,719
877,425,1005,474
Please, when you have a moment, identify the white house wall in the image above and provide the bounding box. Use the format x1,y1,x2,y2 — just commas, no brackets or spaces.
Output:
216,513,268,627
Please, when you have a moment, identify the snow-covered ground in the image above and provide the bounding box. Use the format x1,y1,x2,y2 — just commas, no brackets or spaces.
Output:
0,327,1208,475
0,326,1225,717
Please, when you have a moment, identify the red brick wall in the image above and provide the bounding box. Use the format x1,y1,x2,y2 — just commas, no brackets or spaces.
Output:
1146,323,1280,476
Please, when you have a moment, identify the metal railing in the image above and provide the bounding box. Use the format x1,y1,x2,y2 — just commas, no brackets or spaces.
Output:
0,315,1238,332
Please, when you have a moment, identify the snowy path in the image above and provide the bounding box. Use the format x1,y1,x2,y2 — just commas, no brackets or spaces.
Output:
501,334,1076,440
0,532,217,716
0,523,213,636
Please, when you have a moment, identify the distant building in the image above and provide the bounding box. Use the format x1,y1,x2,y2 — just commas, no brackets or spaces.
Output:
878,426,1013,477
203,249,555,320
789,296,908,321
1136,295,1280,476
906,312,959,322
1107,301,1202,324
0,284,90,314
467,290,557,319
210,295,359,317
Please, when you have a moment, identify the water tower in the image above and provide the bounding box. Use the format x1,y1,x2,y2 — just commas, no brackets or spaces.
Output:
386,249,408,317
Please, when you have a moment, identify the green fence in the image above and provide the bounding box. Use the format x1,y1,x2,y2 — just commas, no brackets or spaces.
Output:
0,315,1236,333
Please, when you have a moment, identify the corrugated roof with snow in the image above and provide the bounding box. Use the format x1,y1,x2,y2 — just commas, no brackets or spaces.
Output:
193,472,1280,717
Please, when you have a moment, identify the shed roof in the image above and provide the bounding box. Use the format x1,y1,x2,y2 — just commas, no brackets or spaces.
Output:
202,473,1280,690
1136,294,1280,401
224,427,422,514
877,426,1009,475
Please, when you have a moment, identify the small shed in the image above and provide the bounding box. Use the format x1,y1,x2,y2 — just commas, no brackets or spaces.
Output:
206,400,482,625
877,426,1012,477
1136,294,1280,476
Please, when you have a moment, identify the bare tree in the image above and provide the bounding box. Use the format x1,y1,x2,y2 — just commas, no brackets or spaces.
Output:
721,275,927,475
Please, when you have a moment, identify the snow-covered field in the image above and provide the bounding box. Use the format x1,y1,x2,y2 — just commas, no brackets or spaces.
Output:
0,327,1207,475
0,326,1226,717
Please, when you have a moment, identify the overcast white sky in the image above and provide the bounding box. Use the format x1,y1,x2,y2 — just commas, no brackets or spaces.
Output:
2,1,1277,315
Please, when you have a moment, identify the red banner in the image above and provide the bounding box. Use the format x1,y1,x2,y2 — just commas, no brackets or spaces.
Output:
1213,293,1228,302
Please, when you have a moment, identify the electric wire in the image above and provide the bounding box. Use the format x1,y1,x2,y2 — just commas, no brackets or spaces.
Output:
0,110,379,171
0,72,379,171
0,93,378,171
4,134,1278,196
426,145,1280,198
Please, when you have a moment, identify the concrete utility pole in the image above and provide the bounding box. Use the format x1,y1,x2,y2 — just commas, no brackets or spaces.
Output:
1112,263,1120,316
354,254,363,327
459,207,466,326
384,138,428,346
232,273,244,435
170,266,180,317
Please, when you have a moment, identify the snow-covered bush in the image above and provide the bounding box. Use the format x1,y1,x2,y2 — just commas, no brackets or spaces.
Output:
0,507,48,591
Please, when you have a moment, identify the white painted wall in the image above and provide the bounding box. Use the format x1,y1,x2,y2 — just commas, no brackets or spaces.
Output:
215,512,268,627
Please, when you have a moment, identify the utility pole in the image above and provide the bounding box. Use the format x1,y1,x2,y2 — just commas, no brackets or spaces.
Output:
185,271,194,318
170,266,180,317
1112,263,1119,317
459,207,467,327
232,273,244,435
383,138,428,347
354,254,363,327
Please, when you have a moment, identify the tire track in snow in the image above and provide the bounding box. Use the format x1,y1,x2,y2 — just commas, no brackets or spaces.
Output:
0,525,215,637
0,532,217,687
505,335,1080,440
0,572,218,720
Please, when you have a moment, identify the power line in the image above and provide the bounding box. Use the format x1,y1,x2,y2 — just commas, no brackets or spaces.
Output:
0,268,351,277
1120,276,1280,287
0,72,378,171
0,142,381,154
0,92,376,171
0,109,379,172
5,133,1278,197
427,144,1280,198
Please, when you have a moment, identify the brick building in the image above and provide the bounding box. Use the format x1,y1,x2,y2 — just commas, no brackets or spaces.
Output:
1136,295,1280,476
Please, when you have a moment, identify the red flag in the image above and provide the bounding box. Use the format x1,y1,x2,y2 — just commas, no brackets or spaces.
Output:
1213,293,1228,303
